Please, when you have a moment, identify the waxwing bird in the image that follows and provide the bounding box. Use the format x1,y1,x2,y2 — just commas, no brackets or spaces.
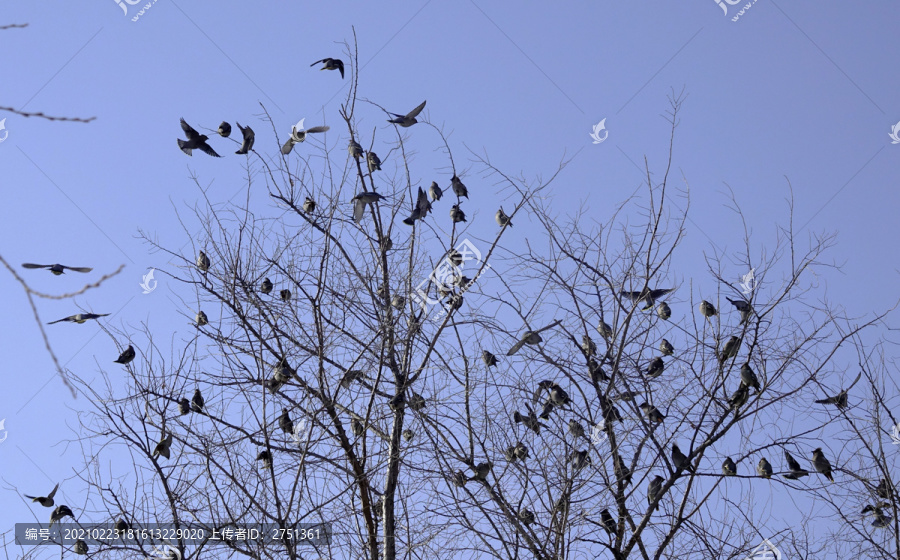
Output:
115,518,130,532
614,391,641,402
699,300,717,319
648,475,664,511
303,197,316,214
581,335,597,358
24,483,58,507
513,442,528,460
367,151,382,172
280,289,291,302
450,204,466,223
814,371,862,409
614,452,633,486
348,139,363,159
672,444,694,473
597,320,614,339
310,57,344,78
451,175,468,199
178,397,191,415
719,336,741,364
49,505,74,526
783,450,809,479
178,118,221,157
513,407,543,434
812,448,834,482
340,369,364,389
741,363,761,393
409,393,426,411
660,339,674,356
416,185,432,216
870,507,892,529
352,192,385,223
153,433,173,459
260,278,273,294
114,345,135,364
429,181,442,201
282,124,330,154
48,313,109,325
235,122,255,154
568,419,585,438
22,263,92,275
589,359,609,383
757,457,773,478
600,509,617,534
197,251,210,272
519,509,535,525
570,449,590,471
257,450,273,468
620,288,673,310
74,539,88,555
726,297,752,324
534,380,570,419
657,302,671,320
450,471,467,487
265,378,284,394
508,331,542,356
191,389,204,413
646,357,665,378
380,237,393,251
469,461,492,482
482,350,498,368
351,418,365,437
217,121,231,137
496,207,513,227
727,384,749,417
722,457,737,476
196,311,208,326
387,100,426,127
640,402,665,423
401,429,414,442
876,478,893,501
391,295,405,309
273,359,295,383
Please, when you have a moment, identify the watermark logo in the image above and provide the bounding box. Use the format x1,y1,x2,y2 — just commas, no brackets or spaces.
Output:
114,0,159,22
140,268,158,294
291,118,306,141
590,419,607,445
744,538,782,560
291,418,309,446
889,121,900,144
589,118,608,144
740,268,756,296
891,422,900,445
411,238,491,320
0,118,8,143
0,418,7,444
715,0,759,22
146,544,180,560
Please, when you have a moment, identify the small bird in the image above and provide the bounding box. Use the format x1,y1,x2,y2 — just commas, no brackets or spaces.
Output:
235,122,255,154
814,372,861,409
429,181,442,201
600,509,617,534
387,100,426,127
265,377,284,394
620,288,673,310
757,457,773,478
450,204,466,223
482,350,498,368
381,237,393,252
351,418,365,437
640,402,665,423
535,380,570,419
451,175,468,199
404,187,432,225
657,302,671,320
660,339,674,356
191,389,204,413
518,509,535,525
513,408,543,434
722,457,737,476
568,419,585,438
812,448,834,482
197,251,210,272
178,397,191,415
646,357,665,378
699,300,717,319
672,444,694,473
448,293,464,311
280,289,291,302
48,313,109,325
496,207,513,227
648,475,664,511
114,345,136,364
196,311,208,326
409,393,426,411
402,429,414,441
570,449,590,471
727,384,749,417
49,505,74,526
367,151,382,172
310,57,345,78
217,121,231,137
726,297,752,324
741,363,761,393
272,359,295,383
74,539,88,555
391,295,406,309
152,433,173,459
469,461,492,482
450,470,467,487
508,331,542,356
115,518,130,532
177,118,221,157
260,278,273,294
876,478,893,501
597,320,614,339
282,124,330,154
614,453,633,487
340,369,364,389
303,197,316,214
257,450,273,468
352,192,385,223
614,390,641,402
870,507,892,529
513,442,528,460
348,139,364,160
24,483,59,507
22,263,92,275
783,450,809,479
581,335,597,358
719,336,741,364
589,359,608,383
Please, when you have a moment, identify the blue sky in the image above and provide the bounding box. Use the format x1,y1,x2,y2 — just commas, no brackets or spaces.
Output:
2,1,899,557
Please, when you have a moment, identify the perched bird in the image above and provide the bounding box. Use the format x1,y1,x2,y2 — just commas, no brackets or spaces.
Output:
114,345,136,364
722,457,737,476
535,380,570,418
570,449,590,471
196,311,208,326
450,204,466,223
727,384,749,417
812,448,834,482
402,429,414,441
115,518,130,532
597,320,614,340
496,207,513,227
614,453,633,487
381,237,393,252
303,197,316,214
783,450,809,479
22,263,92,275
614,391,641,402
581,335,597,358
49,505,74,527
448,293,464,311
191,389,204,413
600,509,617,534
450,470,467,487
513,442,528,460
568,419,585,438
235,122,255,154
757,457,773,479
646,357,665,378
620,288,673,310
24,483,59,507
257,450,273,468
348,139,364,159
391,295,406,309
876,478,893,501
217,121,231,137
741,363,761,393
260,278,273,294
513,408,543,434
640,402,665,423
280,289,292,302
264,378,284,394
814,372,862,409
508,331,542,356
273,359,295,383
409,393,426,411
648,475,664,511
152,433,173,459
660,339,674,356
672,444,694,473
429,181,442,201
178,397,191,415
352,192,385,223
699,300,717,319
589,359,608,383
74,539,88,555
726,297,752,324
197,251,210,272
451,175,468,199
657,302,671,320
469,461,492,482
340,369,364,389
482,350,498,368
367,151,382,172
518,509,535,525
387,100,426,127
177,118,221,157
351,418,365,437
310,57,345,78
48,313,109,325
719,336,741,364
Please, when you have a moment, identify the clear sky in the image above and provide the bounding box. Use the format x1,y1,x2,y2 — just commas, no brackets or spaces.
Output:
1,2,899,557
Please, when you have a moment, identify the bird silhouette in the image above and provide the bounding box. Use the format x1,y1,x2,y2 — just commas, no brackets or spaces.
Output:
260,278,273,294
114,345,135,364
482,350,498,368
367,152,382,172
741,363,761,393
217,121,231,137
518,509,535,525
49,505,74,526
352,192,385,223
699,300,717,319
727,384,749,417
196,311,208,326
672,444,694,473
24,483,58,507
600,509,617,534
757,457,773,478
178,397,190,415
534,380,570,419
451,175,468,199
310,57,344,78
429,181,442,201
387,100,426,127
814,371,861,409
568,420,585,438
783,450,809,479
722,457,737,476
235,122,255,154
280,289,291,301
257,450,273,468
597,320,614,339
197,251,210,272
22,263,92,275
812,448,834,482
648,475,664,511
495,207,513,227
508,331,542,356
191,389,204,413
513,407,543,434
719,336,741,364
177,118,221,157
646,357,665,378
74,539,88,555
153,433,173,459
725,297,752,324
640,402,665,423
48,313,109,325
620,288,673,310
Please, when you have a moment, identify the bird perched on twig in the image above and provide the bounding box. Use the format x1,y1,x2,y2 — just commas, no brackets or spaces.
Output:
217,121,231,137
646,357,665,378
513,442,528,460
196,251,210,272
568,419,585,439
783,450,809,479
351,418,365,437
303,197,316,214
257,450,273,469
672,444,694,474
718,336,741,364
235,122,255,154
648,475,664,511
152,433,173,459
348,139,363,160
24,483,59,507
450,471,467,487
191,389,204,413
534,380,570,419
570,449,590,471
600,509,617,534
196,311,208,327
482,350,498,368
22,263,92,275
260,278,273,294
597,320,613,340
814,371,862,409
620,288,673,311
757,457,773,479
367,152,382,172
352,192,385,223
469,462,492,482
581,335,597,358
518,509,535,525
513,407,544,434
660,339,674,356
812,448,834,482
496,207,513,227
429,181,442,201
640,403,665,423
177,118,221,157
699,300,717,319
741,363,761,393
48,313,109,325
387,100,426,127
657,302,671,320
722,457,737,476
178,397,190,415
727,384,749,417
310,57,344,78
114,345,135,364
74,539,88,555
451,175,468,199
449,204,466,223
278,410,292,435
280,289,292,302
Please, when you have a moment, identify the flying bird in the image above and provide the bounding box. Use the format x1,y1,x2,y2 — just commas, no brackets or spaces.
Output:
814,371,862,409
352,192,385,223
449,204,467,223
496,207,513,227
24,483,59,507
217,121,231,137
114,345,135,365
235,122,255,154
726,297,752,324
367,152,382,172
876,478,893,501
191,388,204,413
282,124,330,154
722,457,737,476
48,313,109,325
699,300,717,319
387,100,426,127
49,505,74,527
152,433,173,459
177,118,221,157
620,288,673,311
451,175,468,199
22,263,92,275
812,448,834,482
508,331,542,356
783,450,809,479
429,181,442,201
757,457,773,479
310,57,344,78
